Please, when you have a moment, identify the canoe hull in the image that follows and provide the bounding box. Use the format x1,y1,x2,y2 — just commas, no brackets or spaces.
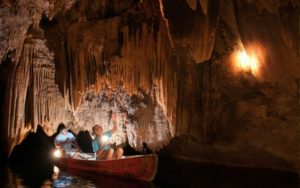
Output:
54,154,158,181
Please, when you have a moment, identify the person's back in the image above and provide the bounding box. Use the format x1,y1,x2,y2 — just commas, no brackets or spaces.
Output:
54,123,76,156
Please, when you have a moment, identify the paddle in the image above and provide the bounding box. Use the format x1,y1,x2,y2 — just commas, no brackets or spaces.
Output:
70,140,83,158
71,141,95,160
71,140,83,152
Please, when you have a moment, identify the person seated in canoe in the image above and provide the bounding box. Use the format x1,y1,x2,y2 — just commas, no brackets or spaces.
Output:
54,123,77,157
92,113,123,159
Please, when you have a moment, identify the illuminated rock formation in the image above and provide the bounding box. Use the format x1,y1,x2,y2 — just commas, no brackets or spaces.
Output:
0,0,300,172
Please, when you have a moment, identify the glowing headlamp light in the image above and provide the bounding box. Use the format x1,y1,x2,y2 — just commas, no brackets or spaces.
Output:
53,149,62,158
53,165,60,173
101,135,109,143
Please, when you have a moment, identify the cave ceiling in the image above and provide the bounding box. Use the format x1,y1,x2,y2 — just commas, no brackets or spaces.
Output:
1,0,300,171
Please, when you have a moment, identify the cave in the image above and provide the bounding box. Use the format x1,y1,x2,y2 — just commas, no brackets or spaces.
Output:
0,0,300,187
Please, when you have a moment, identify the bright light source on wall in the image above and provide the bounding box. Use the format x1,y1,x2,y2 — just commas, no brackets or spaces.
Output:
235,49,259,76
238,51,250,69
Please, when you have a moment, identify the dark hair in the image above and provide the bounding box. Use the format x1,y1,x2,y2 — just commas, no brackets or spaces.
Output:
92,125,96,134
57,123,66,133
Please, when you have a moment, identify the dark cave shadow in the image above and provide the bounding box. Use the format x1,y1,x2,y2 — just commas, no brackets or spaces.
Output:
154,155,299,188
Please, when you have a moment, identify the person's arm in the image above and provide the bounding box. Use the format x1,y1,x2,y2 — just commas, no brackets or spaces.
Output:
110,113,118,134
68,132,76,141
55,137,71,147
55,133,75,147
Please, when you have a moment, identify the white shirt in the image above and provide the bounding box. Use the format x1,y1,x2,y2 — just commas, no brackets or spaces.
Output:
55,132,75,152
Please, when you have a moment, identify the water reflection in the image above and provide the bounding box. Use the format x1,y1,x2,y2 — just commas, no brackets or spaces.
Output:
0,163,154,188
1,156,298,188
53,165,154,188
53,174,74,187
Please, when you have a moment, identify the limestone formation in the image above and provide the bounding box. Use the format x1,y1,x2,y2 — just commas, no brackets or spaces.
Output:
0,0,300,172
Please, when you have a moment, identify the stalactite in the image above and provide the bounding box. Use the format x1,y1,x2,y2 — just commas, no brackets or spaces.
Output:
162,0,220,63
40,0,176,151
0,0,207,156
186,0,198,10
30,38,73,132
3,39,32,155
0,0,299,171
0,34,76,155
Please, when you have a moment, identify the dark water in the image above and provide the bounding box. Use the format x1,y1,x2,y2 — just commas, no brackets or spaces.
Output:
0,156,299,188
0,163,154,188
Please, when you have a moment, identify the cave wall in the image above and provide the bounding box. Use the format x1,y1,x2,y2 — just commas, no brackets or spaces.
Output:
1,0,300,171
1,0,175,155
163,0,300,170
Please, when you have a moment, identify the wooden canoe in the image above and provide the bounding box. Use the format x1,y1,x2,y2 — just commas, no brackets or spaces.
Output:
54,154,158,181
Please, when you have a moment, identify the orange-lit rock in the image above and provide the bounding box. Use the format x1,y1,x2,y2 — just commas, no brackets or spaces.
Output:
231,43,265,79
0,0,300,173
